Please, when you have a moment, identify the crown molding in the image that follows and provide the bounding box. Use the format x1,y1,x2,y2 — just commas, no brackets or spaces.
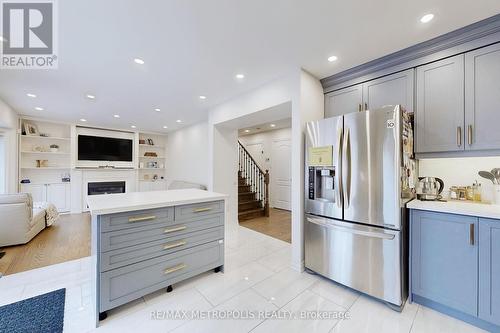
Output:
321,14,500,92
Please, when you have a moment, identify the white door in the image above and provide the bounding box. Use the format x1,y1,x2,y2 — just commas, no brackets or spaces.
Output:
245,142,265,170
21,184,46,202
271,139,291,210
46,183,70,212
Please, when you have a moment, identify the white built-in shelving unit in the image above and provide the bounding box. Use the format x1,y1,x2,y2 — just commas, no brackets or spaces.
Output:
19,118,72,212
17,119,169,212
137,132,167,191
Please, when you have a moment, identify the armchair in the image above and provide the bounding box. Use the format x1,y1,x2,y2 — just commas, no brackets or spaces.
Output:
0,193,46,247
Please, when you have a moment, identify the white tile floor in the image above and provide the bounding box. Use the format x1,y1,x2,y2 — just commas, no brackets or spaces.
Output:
0,225,486,333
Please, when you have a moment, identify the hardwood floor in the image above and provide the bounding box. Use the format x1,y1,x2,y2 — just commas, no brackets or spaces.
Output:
239,208,291,243
0,213,90,275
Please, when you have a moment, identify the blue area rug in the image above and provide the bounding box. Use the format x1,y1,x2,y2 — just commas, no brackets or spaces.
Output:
0,288,65,333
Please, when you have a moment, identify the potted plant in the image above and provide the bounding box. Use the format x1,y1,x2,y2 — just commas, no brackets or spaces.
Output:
49,144,59,152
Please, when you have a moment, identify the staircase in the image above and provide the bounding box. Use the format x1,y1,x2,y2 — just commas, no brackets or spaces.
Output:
238,141,270,221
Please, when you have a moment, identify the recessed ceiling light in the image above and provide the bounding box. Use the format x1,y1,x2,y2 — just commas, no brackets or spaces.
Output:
35,107,44,111
199,95,207,100
176,119,182,123
244,129,250,133
26,93,37,98
79,118,87,122
131,125,136,129
270,124,276,128
154,108,161,112
328,55,338,62
163,125,168,129
133,58,145,65
420,13,434,23
113,114,120,118
235,74,245,79
86,94,96,99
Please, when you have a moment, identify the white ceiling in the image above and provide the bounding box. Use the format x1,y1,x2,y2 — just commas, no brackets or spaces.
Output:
238,118,292,137
1,0,499,133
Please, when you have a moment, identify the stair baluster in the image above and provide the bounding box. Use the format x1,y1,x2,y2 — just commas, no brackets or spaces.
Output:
237,141,270,220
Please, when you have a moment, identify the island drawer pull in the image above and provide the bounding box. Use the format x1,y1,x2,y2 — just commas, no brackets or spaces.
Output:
164,225,187,234
164,263,186,275
163,240,187,250
128,215,156,223
193,207,212,213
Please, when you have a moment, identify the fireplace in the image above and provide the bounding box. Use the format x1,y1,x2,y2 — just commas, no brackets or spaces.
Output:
88,181,126,196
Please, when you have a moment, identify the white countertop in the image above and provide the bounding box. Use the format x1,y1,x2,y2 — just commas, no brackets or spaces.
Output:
86,189,228,215
407,199,500,220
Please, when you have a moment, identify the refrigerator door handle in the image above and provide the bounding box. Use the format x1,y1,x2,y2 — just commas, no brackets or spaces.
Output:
306,216,396,240
335,126,343,208
342,128,351,208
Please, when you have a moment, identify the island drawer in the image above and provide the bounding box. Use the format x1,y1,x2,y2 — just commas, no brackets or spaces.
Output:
100,240,223,312
100,226,224,272
175,200,224,221
100,207,174,233
100,213,224,252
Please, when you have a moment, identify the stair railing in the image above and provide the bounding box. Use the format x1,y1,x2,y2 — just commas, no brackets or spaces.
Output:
238,140,269,217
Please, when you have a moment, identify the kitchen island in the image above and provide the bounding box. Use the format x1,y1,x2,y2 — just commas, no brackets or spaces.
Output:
87,189,227,327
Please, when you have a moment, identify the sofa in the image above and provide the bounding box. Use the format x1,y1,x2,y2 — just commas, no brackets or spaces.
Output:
168,180,207,190
0,193,47,247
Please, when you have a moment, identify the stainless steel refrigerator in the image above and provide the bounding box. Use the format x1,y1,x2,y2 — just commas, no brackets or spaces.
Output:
304,105,415,309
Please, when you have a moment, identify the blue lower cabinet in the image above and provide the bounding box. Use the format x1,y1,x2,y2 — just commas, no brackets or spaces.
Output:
479,218,500,326
410,210,500,332
411,210,478,316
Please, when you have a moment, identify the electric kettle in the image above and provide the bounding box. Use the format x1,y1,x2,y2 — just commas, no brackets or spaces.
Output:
416,177,445,201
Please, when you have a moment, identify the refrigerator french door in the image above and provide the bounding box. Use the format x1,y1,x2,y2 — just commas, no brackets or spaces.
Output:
305,105,411,308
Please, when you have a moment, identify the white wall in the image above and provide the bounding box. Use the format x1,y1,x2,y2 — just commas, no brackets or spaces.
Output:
208,69,324,272
166,121,209,188
0,98,18,194
239,127,291,208
208,71,299,233
419,156,500,203
290,70,324,271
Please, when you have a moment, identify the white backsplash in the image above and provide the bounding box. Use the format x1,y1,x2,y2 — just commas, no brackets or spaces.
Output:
418,156,500,203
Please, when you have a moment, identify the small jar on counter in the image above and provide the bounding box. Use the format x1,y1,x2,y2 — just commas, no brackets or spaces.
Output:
449,186,458,200
458,187,467,201
466,186,475,201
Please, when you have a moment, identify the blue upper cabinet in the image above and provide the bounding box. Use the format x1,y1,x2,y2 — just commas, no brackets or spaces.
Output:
411,210,478,316
479,218,500,326
325,69,414,118
465,43,500,151
362,69,414,113
415,55,465,153
325,83,363,118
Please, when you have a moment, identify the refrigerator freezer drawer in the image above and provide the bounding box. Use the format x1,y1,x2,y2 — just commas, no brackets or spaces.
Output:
305,215,403,306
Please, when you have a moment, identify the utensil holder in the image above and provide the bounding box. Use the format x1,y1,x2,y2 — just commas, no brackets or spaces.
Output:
494,185,500,205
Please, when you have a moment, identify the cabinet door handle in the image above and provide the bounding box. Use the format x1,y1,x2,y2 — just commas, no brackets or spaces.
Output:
469,224,475,246
193,207,212,213
128,215,156,223
457,126,462,147
358,104,362,112
468,125,473,146
364,102,368,111
163,240,186,250
164,225,187,234
164,263,186,275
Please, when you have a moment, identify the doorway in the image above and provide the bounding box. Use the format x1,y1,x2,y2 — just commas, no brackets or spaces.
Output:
238,117,292,243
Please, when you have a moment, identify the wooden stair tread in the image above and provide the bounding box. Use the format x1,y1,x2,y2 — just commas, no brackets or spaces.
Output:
239,199,261,204
238,208,265,215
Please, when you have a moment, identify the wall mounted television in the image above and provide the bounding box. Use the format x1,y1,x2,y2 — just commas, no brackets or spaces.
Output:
78,135,133,162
